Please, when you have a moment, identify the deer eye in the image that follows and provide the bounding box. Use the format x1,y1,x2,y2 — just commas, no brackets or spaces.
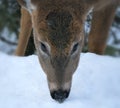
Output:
71,43,79,55
40,42,49,55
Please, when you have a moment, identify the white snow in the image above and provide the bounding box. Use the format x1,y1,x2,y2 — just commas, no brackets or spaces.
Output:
0,52,120,108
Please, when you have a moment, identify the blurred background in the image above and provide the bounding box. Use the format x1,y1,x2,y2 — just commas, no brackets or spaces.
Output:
0,0,120,56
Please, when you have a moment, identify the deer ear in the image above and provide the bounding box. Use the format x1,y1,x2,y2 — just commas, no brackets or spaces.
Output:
17,0,36,12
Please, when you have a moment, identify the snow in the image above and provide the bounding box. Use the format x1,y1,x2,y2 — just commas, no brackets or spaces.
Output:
0,52,120,108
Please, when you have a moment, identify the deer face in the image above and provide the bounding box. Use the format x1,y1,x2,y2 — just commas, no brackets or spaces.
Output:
17,0,89,103
32,9,84,103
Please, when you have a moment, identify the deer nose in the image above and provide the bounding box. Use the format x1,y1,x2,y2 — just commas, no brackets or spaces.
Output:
50,89,70,103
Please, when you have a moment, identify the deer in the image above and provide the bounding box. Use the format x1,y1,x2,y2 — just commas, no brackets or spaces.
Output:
16,0,119,103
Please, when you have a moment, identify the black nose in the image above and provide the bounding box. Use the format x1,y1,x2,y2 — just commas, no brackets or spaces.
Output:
50,89,70,103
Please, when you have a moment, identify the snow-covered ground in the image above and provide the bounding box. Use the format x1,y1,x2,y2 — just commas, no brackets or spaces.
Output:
0,52,120,108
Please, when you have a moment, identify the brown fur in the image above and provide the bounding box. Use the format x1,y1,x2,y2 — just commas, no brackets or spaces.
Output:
16,0,119,55
16,0,119,102
88,4,118,54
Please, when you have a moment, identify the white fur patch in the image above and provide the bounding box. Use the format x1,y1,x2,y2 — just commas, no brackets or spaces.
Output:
23,0,36,13
49,81,71,91
49,82,58,90
62,81,71,90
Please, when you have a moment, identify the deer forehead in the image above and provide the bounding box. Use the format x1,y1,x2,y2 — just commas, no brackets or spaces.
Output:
46,11,73,49
33,11,76,45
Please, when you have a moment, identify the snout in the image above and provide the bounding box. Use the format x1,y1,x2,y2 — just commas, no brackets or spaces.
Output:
48,81,72,103
50,89,70,103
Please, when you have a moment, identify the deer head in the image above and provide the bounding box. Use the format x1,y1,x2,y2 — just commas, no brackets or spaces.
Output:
17,0,115,103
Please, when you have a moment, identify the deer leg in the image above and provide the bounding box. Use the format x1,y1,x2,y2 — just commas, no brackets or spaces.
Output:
15,8,32,56
88,5,117,55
